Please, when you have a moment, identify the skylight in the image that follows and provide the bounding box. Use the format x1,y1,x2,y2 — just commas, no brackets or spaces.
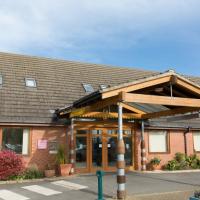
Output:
100,84,108,90
0,75,2,85
25,78,37,88
82,83,94,93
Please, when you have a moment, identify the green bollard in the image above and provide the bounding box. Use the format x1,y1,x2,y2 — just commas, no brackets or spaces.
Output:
96,170,105,200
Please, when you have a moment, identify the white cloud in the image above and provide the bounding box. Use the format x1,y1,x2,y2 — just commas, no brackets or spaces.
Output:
0,0,200,61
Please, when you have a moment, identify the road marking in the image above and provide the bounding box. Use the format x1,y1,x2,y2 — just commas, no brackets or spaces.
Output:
52,180,88,190
22,185,62,196
0,190,29,200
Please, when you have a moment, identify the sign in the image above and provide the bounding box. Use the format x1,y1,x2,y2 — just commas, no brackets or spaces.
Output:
37,139,47,149
48,141,58,154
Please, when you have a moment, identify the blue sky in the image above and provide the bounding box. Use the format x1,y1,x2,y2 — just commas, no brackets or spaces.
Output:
1,1,200,76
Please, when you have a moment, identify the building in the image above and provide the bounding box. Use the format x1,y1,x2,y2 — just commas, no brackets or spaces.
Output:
0,52,200,174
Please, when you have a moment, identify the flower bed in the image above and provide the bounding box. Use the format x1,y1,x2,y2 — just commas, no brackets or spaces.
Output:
165,153,200,171
0,150,44,181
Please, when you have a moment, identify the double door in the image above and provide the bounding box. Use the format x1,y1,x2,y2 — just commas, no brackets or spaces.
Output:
75,128,133,173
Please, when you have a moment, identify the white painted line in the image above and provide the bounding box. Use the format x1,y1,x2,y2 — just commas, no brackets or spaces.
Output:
52,180,88,190
22,185,62,196
0,190,29,200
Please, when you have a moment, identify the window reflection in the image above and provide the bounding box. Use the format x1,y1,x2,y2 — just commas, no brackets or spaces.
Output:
76,137,87,168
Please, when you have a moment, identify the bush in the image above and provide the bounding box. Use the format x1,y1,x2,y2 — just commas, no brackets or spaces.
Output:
165,160,178,170
175,152,185,162
0,150,24,180
9,165,44,180
23,168,44,179
150,157,161,166
165,153,200,171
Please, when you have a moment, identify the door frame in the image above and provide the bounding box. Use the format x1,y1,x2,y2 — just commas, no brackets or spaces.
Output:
74,125,134,173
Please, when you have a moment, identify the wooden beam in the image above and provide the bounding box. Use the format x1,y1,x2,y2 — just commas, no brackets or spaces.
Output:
70,96,118,118
142,107,200,119
120,102,146,114
102,76,171,99
82,112,142,119
121,93,200,107
176,79,200,96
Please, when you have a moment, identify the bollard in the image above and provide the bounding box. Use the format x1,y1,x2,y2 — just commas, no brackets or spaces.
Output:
96,170,105,200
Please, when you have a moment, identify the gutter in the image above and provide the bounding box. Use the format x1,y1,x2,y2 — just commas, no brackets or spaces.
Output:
184,126,191,156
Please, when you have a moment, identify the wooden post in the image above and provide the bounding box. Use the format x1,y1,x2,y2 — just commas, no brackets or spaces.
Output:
70,118,75,174
117,103,126,199
141,120,147,171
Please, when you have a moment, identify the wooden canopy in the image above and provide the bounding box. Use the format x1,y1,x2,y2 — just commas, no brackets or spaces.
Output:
59,70,200,120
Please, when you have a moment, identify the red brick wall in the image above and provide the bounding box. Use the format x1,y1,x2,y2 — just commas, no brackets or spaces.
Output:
23,126,68,171
143,129,196,169
0,126,68,171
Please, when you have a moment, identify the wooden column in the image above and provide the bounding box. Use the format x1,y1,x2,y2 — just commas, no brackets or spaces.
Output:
70,118,75,174
141,120,147,171
117,103,126,199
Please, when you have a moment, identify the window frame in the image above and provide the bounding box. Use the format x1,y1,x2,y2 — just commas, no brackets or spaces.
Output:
99,84,108,90
0,74,3,86
193,131,200,152
82,83,94,93
25,78,37,88
0,127,31,156
148,130,169,154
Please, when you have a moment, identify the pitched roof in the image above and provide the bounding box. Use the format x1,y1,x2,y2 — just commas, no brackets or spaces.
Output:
0,51,159,124
0,51,200,126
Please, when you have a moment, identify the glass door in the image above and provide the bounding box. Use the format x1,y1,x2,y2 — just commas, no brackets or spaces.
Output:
91,130,103,170
75,130,89,173
105,129,133,171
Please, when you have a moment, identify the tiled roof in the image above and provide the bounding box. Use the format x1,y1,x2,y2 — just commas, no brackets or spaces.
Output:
0,52,159,124
0,51,199,125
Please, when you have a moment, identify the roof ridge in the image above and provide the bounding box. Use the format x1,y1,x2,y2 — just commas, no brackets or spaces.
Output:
0,51,157,73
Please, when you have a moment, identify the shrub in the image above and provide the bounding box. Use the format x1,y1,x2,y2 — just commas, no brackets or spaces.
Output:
175,152,185,162
0,150,24,180
24,164,43,179
56,145,67,164
23,168,44,179
165,160,178,170
165,153,200,171
9,165,44,180
150,157,161,166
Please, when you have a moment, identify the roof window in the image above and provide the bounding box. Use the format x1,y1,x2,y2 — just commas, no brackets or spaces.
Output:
100,84,109,90
25,78,37,88
82,83,94,93
0,75,2,86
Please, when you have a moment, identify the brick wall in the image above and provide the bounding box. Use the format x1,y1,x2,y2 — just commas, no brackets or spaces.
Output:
143,129,196,169
23,126,68,171
0,126,68,171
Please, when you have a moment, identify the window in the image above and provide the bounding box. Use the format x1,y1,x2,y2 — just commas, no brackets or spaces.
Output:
149,131,168,153
99,84,108,90
25,78,37,87
2,128,30,155
82,83,94,93
193,132,200,152
0,75,2,85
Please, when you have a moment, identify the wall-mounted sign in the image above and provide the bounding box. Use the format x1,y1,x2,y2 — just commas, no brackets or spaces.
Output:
48,141,58,154
37,139,47,149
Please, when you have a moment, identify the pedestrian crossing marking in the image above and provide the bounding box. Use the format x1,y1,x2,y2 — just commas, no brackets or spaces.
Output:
0,190,29,200
52,180,88,190
22,185,62,196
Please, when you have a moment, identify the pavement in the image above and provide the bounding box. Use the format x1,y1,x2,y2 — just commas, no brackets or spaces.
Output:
0,171,200,200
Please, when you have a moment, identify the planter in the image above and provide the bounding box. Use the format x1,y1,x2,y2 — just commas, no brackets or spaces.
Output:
151,164,160,171
44,169,55,178
190,197,200,200
58,164,72,176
